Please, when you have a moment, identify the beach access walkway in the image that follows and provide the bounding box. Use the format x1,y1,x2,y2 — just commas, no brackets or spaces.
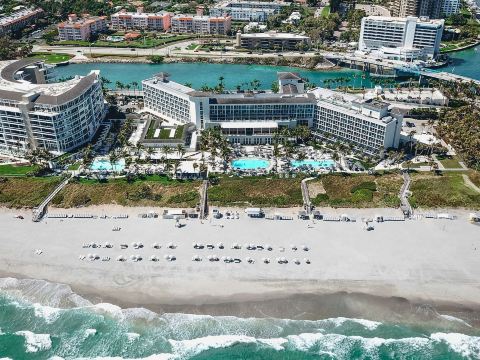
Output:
32,176,71,222
400,171,413,216
301,177,315,214
199,180,209,219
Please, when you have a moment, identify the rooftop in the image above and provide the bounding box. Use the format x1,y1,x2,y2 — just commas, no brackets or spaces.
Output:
0,7,43,26
241,32,310,39
364,15,445,26
0,59,100,106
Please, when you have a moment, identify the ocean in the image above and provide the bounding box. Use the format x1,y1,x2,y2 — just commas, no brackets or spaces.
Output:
0,279,479,359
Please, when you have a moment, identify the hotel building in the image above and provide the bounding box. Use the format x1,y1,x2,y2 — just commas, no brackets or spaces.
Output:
237,32,311,50
210,0,288,22
142,73,402,152
311,89,402,155
110,8,171,31
58,14,107,41
171,15,231,35
0,7,44,36
358,16,444,60
0,59,105,154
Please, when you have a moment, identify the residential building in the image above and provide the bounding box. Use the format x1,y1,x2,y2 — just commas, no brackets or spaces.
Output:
311,88,402,155
442,0,460,16
236,31,311,50
418,0,445,19
282,12,302,25
391,0,446,19
358,16,444,60
0,7,43,36
58,14,107,41
210,0,288,22
142,72,402,153
0,59,105,154
171,15,231,35
110,8,171,31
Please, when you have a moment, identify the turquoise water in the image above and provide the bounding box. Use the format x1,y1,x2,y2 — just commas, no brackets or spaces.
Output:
231,158,270,170
291,159,335,168
54,62,375,90
90,158,125,171
0,284,479,359
53,46,480,89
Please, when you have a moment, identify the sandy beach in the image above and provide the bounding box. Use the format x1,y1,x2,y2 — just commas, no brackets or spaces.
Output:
1,205,480,321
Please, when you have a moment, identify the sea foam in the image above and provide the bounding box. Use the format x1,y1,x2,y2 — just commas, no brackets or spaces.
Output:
431,332,480,358
14,330,52,353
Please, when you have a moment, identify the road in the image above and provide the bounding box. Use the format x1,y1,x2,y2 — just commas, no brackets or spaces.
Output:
32,43,323,61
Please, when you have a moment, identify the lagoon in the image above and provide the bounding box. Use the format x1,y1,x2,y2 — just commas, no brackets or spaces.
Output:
54,62,375,90
54,46,480,89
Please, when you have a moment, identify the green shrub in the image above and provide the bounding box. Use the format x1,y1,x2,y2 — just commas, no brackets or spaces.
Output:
351,189,374,202
168,191,198,204
351,181,377,193
313,193,329,203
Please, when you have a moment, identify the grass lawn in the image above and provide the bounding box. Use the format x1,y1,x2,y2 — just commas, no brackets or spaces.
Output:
0,177,61,208
321,5,331,17
145,122,184,140
30,53,72,64
55,35,192,49
409,173,480,209
67,163,81,171
186,43,199,50
208,176,304,207
310,174,403,208
436,154,463,169
52,176,201,208
0,164,38,176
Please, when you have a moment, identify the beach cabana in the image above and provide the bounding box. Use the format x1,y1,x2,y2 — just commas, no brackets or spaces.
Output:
245,208,264,218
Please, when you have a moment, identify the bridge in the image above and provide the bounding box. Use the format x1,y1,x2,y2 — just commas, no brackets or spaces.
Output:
396,66,480,85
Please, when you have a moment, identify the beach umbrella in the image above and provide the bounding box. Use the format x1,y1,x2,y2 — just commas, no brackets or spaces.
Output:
164,255,170,260
304,258,311,264
302,245,309,251
130,255,137,261
294,259,300,265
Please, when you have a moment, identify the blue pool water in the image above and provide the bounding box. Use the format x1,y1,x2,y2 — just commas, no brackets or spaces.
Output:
90,158,125,171
231,158,270,170
291,159,335,168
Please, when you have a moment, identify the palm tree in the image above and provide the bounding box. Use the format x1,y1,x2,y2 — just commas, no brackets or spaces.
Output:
131,81,138,97
176,144,185,160
145,147,155,162
135,142,144,156
115,81,123,91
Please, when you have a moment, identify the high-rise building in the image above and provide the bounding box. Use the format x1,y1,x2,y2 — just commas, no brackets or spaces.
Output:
358,16,444,60
391,0,419,17
0,59,105,154
391,0,446,19
442,0,460,16
418,0,445,19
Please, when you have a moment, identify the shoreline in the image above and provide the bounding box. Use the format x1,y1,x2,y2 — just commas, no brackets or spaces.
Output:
1,205,480,320
66,54,341,71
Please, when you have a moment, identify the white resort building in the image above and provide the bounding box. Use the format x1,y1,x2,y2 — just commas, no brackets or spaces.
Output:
210,0,288,22
358,16,444,61
142,72,402,153
0,59,106,154
311,89,402,155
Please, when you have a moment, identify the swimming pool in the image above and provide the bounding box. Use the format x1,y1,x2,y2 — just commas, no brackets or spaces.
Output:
291,159,335,169
90,158,125,171
231,158,270,170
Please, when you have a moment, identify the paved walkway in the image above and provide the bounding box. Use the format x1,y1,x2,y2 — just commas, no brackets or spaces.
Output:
463,174,480,194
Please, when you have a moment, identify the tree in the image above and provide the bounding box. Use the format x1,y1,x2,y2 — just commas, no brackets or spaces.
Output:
271,81,279,93
176,144,185,160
